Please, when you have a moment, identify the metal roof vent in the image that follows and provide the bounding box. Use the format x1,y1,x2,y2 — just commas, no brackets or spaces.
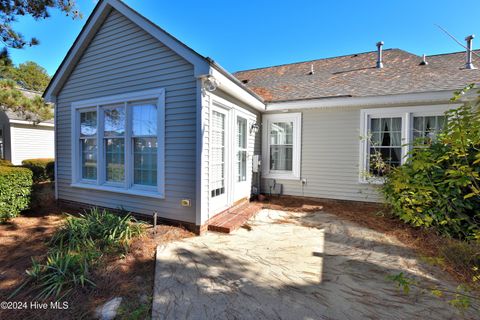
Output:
465,35,476,69
308,64,314,75
419,54,428,65
376,41,384,68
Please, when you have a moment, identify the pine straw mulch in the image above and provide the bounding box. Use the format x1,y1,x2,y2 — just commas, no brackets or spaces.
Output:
0,205,193,320
259,195,479,290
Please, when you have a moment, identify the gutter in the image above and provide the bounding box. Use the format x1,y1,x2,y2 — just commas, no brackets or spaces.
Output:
265,89,477,111
206,58,265,111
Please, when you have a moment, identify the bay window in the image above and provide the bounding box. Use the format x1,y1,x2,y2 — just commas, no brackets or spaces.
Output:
262,113,301,180
72,89,165,197
360,106,451,182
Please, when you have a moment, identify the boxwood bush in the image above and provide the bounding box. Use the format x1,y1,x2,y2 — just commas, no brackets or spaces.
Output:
22,158,54,183
382,87,480,240
0,165,33,223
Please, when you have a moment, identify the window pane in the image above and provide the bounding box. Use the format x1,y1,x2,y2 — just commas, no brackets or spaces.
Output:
80,111,97,137
133,137,157,186
413,115,446,144
211,111,225,197
105,138,125,182
104,106,125,136
237,150,247,182
81,139,97,180
368,117,402,176
132,103,157,136
270,122,293,145
371,118,381,132
237,117,247,149
270,145,293,171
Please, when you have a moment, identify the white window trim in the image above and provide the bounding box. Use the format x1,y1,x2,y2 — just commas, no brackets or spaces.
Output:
71,88,165,198
359,104,456,184
262,113,302,180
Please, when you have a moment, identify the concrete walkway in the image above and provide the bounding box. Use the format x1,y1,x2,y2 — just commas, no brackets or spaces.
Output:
152,209,477,319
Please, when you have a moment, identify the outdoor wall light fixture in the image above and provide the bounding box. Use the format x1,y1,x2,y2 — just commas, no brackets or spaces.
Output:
250,122,260,134
204,75,218,92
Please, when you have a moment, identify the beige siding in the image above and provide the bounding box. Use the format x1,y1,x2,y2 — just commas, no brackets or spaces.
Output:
56,9,197,222
10,124,54,165
263,107,381,202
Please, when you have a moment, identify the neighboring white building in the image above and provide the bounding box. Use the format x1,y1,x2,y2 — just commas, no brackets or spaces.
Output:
43,0,480,233
0,91,54,165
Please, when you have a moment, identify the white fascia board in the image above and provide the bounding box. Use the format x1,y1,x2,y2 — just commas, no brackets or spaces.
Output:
9,119,54,127
209,67,265,112
44,0,210,102
265,90,466,111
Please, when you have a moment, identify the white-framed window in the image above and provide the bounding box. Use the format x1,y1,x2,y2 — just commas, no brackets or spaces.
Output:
71,88,165,198
236,116,247,182
359,105,452,183
262,113,302,180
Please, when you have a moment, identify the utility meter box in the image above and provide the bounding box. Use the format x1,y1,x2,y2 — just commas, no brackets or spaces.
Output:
252,155,261,173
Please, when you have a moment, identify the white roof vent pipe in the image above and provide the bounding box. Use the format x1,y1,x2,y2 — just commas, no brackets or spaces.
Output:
376,41,384,68
465,35,476,69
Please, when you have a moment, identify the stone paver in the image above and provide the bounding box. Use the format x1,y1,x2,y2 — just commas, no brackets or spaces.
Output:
153,209,478,319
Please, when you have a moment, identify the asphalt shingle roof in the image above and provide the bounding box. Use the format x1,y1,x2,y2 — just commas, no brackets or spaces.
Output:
233,49,480,102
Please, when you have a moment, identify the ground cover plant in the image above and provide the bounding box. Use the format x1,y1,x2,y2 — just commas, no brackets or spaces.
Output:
11,208,144,301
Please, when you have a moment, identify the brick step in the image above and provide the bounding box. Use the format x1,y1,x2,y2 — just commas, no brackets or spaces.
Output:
207,200,261,234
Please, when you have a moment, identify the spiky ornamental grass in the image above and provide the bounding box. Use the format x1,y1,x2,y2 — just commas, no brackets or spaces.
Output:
11,208,144,301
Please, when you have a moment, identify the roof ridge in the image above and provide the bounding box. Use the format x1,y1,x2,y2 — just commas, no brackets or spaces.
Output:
234,48,410,74
427,49,480,57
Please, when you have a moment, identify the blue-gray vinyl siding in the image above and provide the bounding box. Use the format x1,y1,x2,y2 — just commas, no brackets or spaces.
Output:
55,8,197,223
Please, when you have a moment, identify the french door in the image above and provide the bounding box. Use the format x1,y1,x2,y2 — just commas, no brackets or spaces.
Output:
210,106,228,212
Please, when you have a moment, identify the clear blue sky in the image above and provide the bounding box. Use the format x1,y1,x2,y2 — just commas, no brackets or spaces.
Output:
8,0,480,76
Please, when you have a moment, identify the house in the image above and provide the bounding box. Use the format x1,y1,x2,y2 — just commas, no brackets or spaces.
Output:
0,88,54,165
43,0,480,233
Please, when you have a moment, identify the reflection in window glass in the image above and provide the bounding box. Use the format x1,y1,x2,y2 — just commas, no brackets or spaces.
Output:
104,106,125,136
80,111,97,137
105,138,125,182
104,106,125,183
81,139,97,180
80,110,97,180
134,138,157,186
132,103,157,136
132,102,158,186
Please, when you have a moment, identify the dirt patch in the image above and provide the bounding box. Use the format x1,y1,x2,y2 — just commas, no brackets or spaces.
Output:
0,207,193,320
259,196,479,288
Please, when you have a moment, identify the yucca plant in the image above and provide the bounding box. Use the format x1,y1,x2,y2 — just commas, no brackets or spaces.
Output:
10,250,95,301
12,207,144,300
50,208,144,253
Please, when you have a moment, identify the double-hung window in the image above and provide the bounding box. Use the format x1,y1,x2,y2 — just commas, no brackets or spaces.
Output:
72,89,165,197
360,106,451,182
262,113,301,180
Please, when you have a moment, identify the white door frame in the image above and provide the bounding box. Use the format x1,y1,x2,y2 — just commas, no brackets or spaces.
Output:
208,94,257,216
209,102,231,214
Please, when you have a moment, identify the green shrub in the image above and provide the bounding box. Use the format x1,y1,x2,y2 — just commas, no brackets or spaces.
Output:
51,207,144,253
382,87,480,240
22,158,54,183
0,159,12,166
0,165,32,223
